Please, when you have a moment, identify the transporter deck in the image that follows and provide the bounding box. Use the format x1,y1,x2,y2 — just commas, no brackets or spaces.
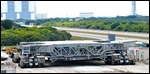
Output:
13,40,136,68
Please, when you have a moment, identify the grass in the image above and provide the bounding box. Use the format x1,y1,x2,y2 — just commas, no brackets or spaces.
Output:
1,46,16,49
65,30,149,40
1,36,96,48
71,36,98,40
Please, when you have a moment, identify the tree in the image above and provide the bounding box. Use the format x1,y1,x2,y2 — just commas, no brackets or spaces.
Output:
25,20,35,25
116,26,123,31
1,26,4,30
1,19,14,29
111,22,120,30
1,26,72,46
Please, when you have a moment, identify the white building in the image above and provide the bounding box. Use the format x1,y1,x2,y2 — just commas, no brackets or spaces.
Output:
36,14,47,19
128,47,149,61
127,41,149,62
80,12,93,18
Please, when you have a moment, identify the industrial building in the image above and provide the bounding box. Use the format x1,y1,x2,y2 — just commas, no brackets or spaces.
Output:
1,1,36,20
36,14,47,19
80,12,93,18
20,1,32,20
6,1,17,20
111,39,149,62
127,42,149,61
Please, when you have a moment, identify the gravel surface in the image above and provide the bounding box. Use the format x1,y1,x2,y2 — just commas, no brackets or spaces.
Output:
2,58,148,73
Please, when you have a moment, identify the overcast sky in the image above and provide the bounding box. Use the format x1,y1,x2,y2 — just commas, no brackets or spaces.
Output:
1,1,149,18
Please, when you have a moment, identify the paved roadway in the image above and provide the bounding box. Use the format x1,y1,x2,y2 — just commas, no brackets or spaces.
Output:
54,27,149,43
18,24,149,43
69,32,148,43
2,57,149,73
15,61,149,73
54,27,149,38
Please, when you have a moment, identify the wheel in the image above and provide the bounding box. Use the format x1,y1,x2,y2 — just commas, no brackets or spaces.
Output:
10,53,14,58
29,63,34,68
17,58,21,63
12,57,20,63
38,63,44,67
114,60,120,65
42,63,46,67
105,61,109,64
18,63,20,66
12,57,17,63
117,61,120,65
19,62,24,68
130,60,135,65
111,60,114,65
33,57,38,67
34,62,39,67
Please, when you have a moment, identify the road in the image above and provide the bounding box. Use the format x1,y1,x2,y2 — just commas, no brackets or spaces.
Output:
69,32,149,43
15,61,149,73
54,27,149,37
54,27,149,43
2,57,149,73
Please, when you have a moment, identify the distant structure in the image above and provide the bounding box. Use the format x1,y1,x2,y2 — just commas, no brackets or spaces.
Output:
80,12,93,18
132,1,136,16
36,14,47,19
1,1,36,20
20,1,32,20
6,1,17,20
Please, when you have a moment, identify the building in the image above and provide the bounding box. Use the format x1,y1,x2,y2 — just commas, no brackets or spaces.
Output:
127,41,149,62
132,1,136,16
1,1,35,20
6,1,17,20
20,1,32,20
128,47,149,61
112,40,149,62
36,14,47,19
80,12,93,18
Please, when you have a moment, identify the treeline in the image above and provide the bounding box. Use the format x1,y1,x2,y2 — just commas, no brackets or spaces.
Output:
1,20,72,46
15,18,69,25
46,16,149,33
1,26,72,46
1,19,24,30
13,16,149,33
53,19,149,33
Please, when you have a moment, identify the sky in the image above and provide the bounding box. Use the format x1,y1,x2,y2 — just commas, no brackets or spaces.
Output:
1,1,149,18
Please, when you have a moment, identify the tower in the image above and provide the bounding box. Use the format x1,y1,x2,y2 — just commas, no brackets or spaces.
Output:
20,1,31,20
1,1,35,20
132,1,136,16
34,1,36,20
6,1,17,20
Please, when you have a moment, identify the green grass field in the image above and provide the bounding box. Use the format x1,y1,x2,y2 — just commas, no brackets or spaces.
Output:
71,36,98,40
1,46,16,49
1,36,97,48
